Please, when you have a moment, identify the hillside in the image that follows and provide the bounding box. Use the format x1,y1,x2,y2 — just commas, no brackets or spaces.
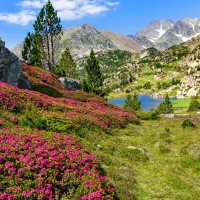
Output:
11,24,143,60
106,34,200,98
0,63,138,199
1,60,200,199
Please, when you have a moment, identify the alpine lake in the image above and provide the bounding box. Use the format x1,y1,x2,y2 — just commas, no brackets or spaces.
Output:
108,94,177,111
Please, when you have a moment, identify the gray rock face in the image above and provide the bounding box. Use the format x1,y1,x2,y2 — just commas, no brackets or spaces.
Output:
59,77,81,90
0,45,22,87
10,42,24,60
18,72,31,89
0,45,31,89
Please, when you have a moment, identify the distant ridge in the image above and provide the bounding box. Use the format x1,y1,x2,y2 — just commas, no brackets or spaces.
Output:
11,24,143,60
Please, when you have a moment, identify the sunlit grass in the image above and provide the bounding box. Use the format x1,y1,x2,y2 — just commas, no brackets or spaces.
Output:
84,116,200,199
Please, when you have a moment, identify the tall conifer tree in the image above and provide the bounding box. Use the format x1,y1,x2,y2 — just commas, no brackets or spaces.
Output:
33,0,62,70
54,47,76,78
83,49,104,97
22,32,44,66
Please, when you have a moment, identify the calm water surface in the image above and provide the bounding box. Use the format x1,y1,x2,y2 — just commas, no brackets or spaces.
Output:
108,94,177,111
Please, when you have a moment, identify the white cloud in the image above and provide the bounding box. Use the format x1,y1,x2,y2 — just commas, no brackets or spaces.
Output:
105,1,120,6
18,0,44,8
80,4,108,15
0,0,120,25
0,10,35,25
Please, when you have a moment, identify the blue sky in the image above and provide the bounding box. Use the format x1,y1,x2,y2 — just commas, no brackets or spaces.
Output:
1,0,200,49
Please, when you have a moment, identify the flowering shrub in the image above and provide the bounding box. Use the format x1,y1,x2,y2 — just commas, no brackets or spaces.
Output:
0,127,115,199
0,63,138,199
22,63,106,103
0,82,137,130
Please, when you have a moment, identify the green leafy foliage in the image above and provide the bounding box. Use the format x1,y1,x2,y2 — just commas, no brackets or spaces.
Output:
187,99,200,112
123,94,141,112
156,94,173,114
19,104,47,130
83,49,105,97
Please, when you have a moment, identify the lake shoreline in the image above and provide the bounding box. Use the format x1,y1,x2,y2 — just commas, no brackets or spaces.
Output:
108,94,178,111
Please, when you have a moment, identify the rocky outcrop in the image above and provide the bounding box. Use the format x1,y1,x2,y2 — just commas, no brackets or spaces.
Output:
0,45,22,87
18,72,31,89
0,45,31,89
176,62,200,97
59,77,81,90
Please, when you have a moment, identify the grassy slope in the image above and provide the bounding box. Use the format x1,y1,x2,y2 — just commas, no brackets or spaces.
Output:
91,117,200,199
1,64,200,199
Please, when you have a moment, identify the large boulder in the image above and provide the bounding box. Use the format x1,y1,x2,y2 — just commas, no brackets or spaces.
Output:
59,77,81,90
18,72,31,89
0,45,30,89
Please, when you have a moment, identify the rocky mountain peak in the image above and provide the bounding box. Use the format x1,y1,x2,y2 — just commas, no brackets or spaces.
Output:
135,19,174,49
11,24,143,60
136,19,174,39
135,18,200,50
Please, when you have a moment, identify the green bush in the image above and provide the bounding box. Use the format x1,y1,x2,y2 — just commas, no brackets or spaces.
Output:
103,86,112,96
156,94,173,114
136,110,159,120
19,104,47,130
125,89,130,93
187,99,200,112
123,94,141,112
46,115,73,132
143,81,151,89
182,119,196,128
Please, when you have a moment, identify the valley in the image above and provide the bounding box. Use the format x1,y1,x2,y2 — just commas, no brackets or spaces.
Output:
1,9,200,200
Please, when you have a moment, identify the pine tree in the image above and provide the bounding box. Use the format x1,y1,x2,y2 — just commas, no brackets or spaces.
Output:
33,0,62,70
123,94,141,112
0,37,5,46
156,94,173,114
83,49,104,97
54,47,76,78
22,32,44,66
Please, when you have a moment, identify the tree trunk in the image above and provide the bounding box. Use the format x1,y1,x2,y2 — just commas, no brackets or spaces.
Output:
45,22,51,70
50,33,55,70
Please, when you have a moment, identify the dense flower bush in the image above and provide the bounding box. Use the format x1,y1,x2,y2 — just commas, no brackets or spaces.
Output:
0,127,115,199
0,63,137,199
0,82,137,130
22,63,112,104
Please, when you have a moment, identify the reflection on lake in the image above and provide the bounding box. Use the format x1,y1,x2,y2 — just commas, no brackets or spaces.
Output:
108,94,177,111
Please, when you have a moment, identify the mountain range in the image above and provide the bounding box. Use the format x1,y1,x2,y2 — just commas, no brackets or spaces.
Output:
132,18,200,50
11,24,143,59
11,18,200,59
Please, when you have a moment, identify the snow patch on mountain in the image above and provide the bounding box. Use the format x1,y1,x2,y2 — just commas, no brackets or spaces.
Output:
148,25,168,43
175,33,200,42
156,25,166,38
